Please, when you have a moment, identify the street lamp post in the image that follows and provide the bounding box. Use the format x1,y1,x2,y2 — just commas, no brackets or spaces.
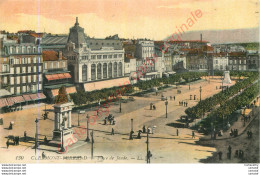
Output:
119,98,122,113
86,114,90,142
91,129,94,159
165,98,168,118
222,76,224,93
199,86,202,102
131,119,133,132
35,118,39,155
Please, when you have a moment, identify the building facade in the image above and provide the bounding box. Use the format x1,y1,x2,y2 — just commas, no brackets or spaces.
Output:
228,52,247,71
63,18,125,91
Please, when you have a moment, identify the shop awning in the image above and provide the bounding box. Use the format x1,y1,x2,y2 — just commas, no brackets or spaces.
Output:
45,73,72,81
64,73,71,78
11,96,25,103
6,97,15,106
23,94,32,101
0,98,8,108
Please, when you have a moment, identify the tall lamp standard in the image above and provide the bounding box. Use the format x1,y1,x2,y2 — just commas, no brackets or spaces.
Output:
86,114,90,142
131,119,133,132
222,75,224,93
35,118,39,155
119,98,122,113
91,129,94,159
199,86,202,102
60,117,66,153
165,98,168,118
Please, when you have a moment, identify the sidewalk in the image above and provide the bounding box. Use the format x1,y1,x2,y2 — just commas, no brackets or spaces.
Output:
199,100,260,141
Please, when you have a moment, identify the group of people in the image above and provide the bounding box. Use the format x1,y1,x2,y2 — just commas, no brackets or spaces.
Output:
150,103,156,110
6,136,20,149
235,150,244,159
169,96,176,101
230,128,238,137
104,114,116,125
179,101,188,107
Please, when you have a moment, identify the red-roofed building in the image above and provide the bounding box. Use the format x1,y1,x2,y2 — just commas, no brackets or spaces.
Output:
42,50,75,102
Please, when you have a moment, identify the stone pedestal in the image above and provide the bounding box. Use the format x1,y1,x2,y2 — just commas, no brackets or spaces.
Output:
50,102,77,147
223,71,232,84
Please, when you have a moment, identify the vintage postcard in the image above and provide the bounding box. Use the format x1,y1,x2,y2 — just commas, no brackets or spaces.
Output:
0,0,259,166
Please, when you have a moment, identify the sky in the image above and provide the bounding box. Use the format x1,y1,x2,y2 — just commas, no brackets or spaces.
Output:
0,0,259,40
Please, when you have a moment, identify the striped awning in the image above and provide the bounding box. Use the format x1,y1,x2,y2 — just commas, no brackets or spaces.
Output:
45,73,72,81
10,96,25,103
0,98,8,108
23,94,32,101
64,73,71,78
6,97,15,106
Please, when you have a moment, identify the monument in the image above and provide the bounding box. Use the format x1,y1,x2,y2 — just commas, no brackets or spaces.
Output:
50,86,77,150
223,71,232,84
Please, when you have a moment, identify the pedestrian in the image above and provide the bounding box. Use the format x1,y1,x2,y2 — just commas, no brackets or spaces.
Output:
112,120,116,125
247,131,250,138
9,122,13,130
24,131,27,141
147,150,152,163
228,145,232,153
111,128,114,135
44,136,48,144
235,150,239,158
218,151,222,160
173,96,175,101
150,103,153,110
16,137,19,145
104,118,107,125
176,129,179,136
249,131,253,138
137,131,141,139
42,152,46,159
6,140,9,149
143,125,146,133
192,131,195,139
186,102,188,107
153,105,156,110
129,131,134,140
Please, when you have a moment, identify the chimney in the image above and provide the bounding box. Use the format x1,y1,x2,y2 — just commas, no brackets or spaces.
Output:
200,33,202,42
58,51,62,60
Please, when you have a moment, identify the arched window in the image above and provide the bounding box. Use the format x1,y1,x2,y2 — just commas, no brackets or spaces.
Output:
97,63,102,79
113,62,117,77
108,63,112,78
118,62,122,76
82,65,87,81
103,63,107,79
91,64,96,80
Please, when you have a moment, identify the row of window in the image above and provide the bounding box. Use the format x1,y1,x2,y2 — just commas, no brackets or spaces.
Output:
44,61,66,69
229,60,246,64
82,62,123,81
10,57,42,65
13,66,42,74
10,75,42,85
8,46,42,54
11,84,42,95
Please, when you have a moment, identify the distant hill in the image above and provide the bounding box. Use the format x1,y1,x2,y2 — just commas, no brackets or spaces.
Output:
166,27,259,44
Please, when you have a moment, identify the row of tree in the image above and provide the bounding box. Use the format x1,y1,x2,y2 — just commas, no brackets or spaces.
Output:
198,81,259,133
185,72,259,119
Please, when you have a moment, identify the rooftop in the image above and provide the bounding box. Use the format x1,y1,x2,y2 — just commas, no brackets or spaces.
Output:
42,50,67,61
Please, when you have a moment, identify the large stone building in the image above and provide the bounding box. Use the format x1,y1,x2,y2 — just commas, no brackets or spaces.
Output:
135,40,155,72
63,18,126,91
247,51,259,71
0,40,46,111
228,52,247,71
208,53,229,72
